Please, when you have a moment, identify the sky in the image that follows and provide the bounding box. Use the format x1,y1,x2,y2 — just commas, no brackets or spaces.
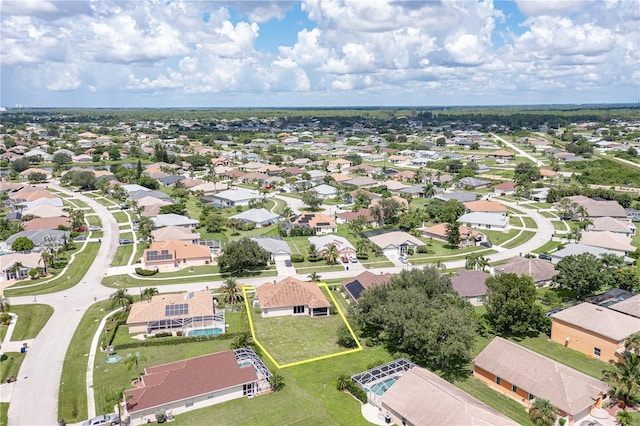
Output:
1,0,638,108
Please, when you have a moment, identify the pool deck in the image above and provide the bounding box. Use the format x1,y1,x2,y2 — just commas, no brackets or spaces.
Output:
361,403,388,425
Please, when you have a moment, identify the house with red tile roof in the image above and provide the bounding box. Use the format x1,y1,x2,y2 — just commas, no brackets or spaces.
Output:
255,277,330,318
124,348,271,422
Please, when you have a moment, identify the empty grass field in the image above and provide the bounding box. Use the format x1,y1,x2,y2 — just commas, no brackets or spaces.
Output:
6,304,54,340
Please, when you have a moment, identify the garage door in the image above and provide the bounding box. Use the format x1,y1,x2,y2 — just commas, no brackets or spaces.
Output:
383,248,398,257
273,253,291,261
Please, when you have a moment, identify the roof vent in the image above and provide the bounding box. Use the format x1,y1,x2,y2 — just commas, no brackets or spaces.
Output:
595,308,603,311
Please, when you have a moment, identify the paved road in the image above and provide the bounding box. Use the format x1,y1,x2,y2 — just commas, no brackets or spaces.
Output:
491,133,544,167
7,184,119,426
5,185,555,425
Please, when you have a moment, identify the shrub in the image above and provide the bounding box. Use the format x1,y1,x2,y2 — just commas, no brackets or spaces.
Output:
135,268,158,276
336,324,358,348
269,373,285,392
152,332,173,338
416,246,429,254
290,254,305,263
407,248,414,255
308,255,321,262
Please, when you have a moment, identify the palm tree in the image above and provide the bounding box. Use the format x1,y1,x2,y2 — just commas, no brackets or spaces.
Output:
568,227,582,243
601,253,623,271
307,243,318,258
336,373,351,391
110,289,133,311
422,183,436,198
323,243,340,265
125,351,147,384
433,260,447,271
222,277,243,305
617,410,633,426
465,253,489,271
578,216,593,230
625,333,640,354
558,198,572,217
282,206,294,220
603,351,640,409
142,287,159,302
528,398,557,426
356,239,369,257
8,262,24,280
0,295,10,314
307,272,321,282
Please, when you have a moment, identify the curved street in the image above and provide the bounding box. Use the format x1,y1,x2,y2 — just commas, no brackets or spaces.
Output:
5,185,555,425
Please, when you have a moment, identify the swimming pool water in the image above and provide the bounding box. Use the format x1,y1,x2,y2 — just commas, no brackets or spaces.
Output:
187,327,223,336
238,361,253,368
369,377,399,396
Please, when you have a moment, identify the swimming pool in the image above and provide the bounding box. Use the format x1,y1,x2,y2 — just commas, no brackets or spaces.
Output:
187,327,223,337
369,376,399,396
238,360,253,368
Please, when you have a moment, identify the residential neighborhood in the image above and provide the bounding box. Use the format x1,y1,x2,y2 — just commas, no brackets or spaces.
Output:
1,107,640,426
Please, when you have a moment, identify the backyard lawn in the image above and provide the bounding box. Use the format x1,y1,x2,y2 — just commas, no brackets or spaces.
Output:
250,307,350,365
5,304,54,340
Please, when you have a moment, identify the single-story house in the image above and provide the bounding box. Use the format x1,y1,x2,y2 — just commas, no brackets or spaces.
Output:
124,348,270,422
208,188,263,208
458,177,491,189
126,290,220,335
609,294,640,319
496,256,557,286
580,231,635,255
311,184,338,199
550,302,640,363
474,337,610,425
457,212,509,230
565,196,627,219
1,252,42,281
434,191,477,203
151,214,199,229
587,216,636,236
342,176,379,189
9,187,57,203
342,271,393,302
489,150,515,159
420,223,484,247
550,243,621,264
531,187,549,202
450,270,490,306
381,366,518,426
19,168,53,180
250,237,291,262
344,189,382,205
464,200,507,215
286,213,337,235
5,229,69,250
130,189,173,202
327,158,352,172
308,235,355,256
230,208,280,228
21,204,67,219
151,226,200,243
254,277,330,318
367,231,425,256
22,217,72,231
493,181,516,195
335,208,378,227
142,240,211,271
189,182,229,194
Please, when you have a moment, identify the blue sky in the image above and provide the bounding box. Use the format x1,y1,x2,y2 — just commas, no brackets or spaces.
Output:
1,0,638,108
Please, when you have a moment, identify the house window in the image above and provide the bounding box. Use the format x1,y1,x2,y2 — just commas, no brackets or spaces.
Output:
495,377,501,385
512,385,517,393
207,394,213,400
594,347,601,357
293,305,305,314
529,394,535,401
185,399,194,408
476,296,484,303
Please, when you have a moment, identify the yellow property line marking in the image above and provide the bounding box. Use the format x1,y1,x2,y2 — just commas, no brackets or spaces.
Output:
241,282,362,370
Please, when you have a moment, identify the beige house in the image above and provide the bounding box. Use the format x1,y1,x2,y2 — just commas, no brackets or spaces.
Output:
126,290,221,335
255,277,330,318
142,240,211,271
496,256,558,286
550,302,640,362
151,226,200,243
381,366,518,426
367,231,425,256
474,337,610,425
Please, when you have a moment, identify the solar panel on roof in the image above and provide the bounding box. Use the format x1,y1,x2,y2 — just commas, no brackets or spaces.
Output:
165,303,189,316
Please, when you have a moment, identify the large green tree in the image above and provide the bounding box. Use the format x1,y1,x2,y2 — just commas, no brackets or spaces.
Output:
217,238,270,275
11,237,34,252
528,398,557,426
603,348,640,409
445,221,461,248
484,274,547,336
301,191,322,211
553,253,608,300
354,268,476,371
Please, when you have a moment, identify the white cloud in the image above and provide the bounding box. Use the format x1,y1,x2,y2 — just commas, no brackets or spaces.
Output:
514,0,595,16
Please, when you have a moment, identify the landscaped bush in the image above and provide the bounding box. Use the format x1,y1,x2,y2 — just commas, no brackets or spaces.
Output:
116,332,236,350
307,255,321,262
336,324,357,348
152,332,173,338
290,254,305,263
416,246,429,254
135,268,158,276
336,376,367,403
407,248,414,255
356,254,368,260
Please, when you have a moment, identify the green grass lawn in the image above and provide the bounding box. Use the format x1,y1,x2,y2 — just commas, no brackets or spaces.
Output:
0,402,7,426
85,215,102,226
453,376,533,425
482,229,520,245
6,243,100,297
502,231,535,249
7,304,54,340
111,245,134,266
112,211,129,224
0,352,26,382
532,240,563,255
69,199,89,209
59,301,115,422
522,217,537,229
539,211,558,219
509,216,523,227
552,220,570,232
250,308,349,365
95,197,118,207
512,334,611,379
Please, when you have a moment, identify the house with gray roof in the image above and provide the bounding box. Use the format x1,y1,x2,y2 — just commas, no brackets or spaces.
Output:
609,294,640,319
435,191,477,203
250,237,291,261
5,229,70,250
230,208,280,228
457,212,509,230
312,184,338,199
497,256,557,286
587,216,636,236
450,269,490,306
457,177,491,189
122,184,150,194
130,189,173,202
208,188,262,208
151,213,199,229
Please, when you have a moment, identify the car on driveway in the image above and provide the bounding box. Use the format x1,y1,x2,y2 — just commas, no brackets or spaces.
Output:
479,241,493,248
88,225,101,231
284,259,292,267
399,256,408,264
82,413,120,426
538,253,553,261
119,239,132,245
349,254,358,263
341,255,349,263
73,235,87,242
